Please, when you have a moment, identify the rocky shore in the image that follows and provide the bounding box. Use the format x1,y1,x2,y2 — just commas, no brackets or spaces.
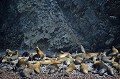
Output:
0,67,119,79
0,46,120,79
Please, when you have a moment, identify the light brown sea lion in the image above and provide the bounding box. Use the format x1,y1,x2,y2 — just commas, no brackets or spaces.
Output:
36,47,45,59
80,63,89,74
58,52,70,58
11,50,19,60
112,61,120,73
6,49,13,56
74,57,83,64
40,59,61,65
80,45,99,59
16,57,28,67
65,55,75,65
109,46,119,56
112,46,119,53
27,61,41,74
66,63,76,73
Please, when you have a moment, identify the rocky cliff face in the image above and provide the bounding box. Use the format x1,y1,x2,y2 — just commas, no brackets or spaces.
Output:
0,0,120,52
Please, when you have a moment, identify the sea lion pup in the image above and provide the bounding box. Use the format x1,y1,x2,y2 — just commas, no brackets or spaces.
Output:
65,63,76,73
27,61,41,74
6,49,13,56
93,61,114,75
80,63,90,74
36,47,45,59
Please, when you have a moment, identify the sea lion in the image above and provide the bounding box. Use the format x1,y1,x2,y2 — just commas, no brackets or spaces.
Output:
11,50,19,60
58,52,70,58
80,45,99,59
109,46,119,56
100,52,113,63
112,46,119,53
40,59,61,65
66,63,76,73
57,57,66,63
36,47,45,59
1,56,8,63
93,61,114,75
80,45,86,53
27,61,41,74
112,54,120,63
112,61,120,73
28,53,38,61
6,49,13,56
16,57,28,67
80,63,89,74
74,57,83,64
64,55,75,65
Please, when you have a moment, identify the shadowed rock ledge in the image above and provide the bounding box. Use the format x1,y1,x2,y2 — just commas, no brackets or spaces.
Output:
0,0,120,52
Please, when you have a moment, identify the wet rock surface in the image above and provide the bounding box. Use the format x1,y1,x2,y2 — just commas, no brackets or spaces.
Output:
0,0,120,51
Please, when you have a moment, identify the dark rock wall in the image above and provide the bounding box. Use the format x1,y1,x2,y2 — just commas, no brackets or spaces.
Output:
0,0,23,49
0,0,120,52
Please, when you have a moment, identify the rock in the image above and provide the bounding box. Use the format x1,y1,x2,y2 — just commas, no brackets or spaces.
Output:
0,0,120,51
0,68,20,79
47,65,58,74
20,68,34,78
22,52,29,57
0,56,3,63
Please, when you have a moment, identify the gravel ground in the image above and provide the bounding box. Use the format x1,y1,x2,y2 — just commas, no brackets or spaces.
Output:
0,68,20,79
0,67,120,79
